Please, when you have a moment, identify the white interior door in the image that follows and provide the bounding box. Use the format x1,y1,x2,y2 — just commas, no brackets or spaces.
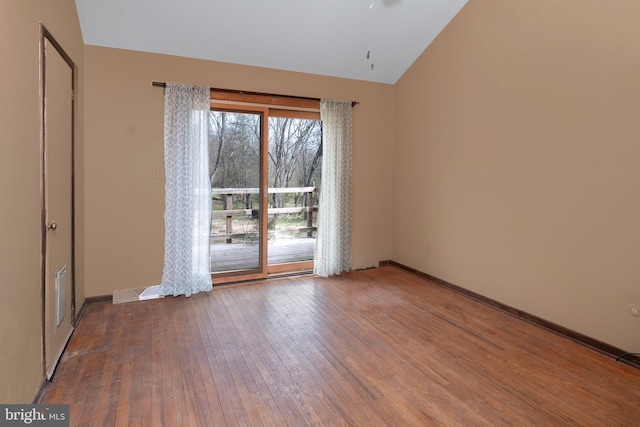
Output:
43,33,75,379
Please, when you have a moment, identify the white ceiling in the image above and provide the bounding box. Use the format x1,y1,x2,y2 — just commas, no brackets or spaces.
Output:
75,0,467,84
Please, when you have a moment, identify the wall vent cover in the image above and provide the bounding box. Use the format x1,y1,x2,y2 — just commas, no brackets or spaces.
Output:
55,266,67,327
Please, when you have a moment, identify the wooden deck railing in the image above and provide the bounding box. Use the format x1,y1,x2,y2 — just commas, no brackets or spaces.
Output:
211,187,318,243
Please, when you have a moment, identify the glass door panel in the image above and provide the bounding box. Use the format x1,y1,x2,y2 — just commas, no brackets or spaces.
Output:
210,109,265,277
267,117,322,271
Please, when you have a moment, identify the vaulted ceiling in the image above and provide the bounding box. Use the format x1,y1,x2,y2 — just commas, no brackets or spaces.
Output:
75,0,467,84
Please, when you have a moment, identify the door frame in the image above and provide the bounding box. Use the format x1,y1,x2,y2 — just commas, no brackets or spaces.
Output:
209,101,321,284
40,24,76,375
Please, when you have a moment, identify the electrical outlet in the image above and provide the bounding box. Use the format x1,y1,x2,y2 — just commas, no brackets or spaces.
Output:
627,304,640,317
425,245,432,255
125,256,135,267
151,166,162,180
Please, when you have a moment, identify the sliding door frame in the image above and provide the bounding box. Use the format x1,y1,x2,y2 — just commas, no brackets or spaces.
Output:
210,94,321,285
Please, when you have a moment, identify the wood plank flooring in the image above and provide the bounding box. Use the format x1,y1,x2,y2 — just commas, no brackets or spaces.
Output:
211,238,315,272
42,267,640,426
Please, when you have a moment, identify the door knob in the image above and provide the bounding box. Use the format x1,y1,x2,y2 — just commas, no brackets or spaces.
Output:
47,222,57,231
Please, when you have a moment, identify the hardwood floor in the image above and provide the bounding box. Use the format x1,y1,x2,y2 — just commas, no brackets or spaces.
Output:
42,267,640,426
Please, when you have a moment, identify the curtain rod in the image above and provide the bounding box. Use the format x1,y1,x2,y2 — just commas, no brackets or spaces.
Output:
152,81,359,107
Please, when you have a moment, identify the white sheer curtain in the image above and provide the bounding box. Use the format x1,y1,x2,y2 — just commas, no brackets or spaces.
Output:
160,83,212,297
314,99,353,277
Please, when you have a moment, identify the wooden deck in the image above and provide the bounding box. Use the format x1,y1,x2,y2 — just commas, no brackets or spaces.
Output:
41,267,640,426
211,237,315,272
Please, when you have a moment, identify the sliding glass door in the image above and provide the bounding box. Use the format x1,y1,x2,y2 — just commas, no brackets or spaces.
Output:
266,115,321,274
209,104,321,283
210,106,268,282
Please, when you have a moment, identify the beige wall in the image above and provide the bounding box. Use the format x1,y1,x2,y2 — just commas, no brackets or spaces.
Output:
83,46,394,297
0,0,84,403
393,0,640,352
